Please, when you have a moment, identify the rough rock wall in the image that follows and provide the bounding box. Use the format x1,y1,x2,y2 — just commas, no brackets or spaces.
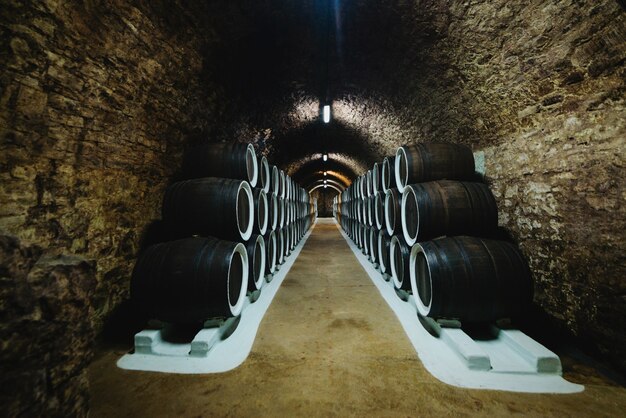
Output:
0,1,220,415
332,0,625,369
426,0,625,370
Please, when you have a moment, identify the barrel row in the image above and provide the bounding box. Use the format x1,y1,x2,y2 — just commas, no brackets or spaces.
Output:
334,142,533,323
132,142,313,325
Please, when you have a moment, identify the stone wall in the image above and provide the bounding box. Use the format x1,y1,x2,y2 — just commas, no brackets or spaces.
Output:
421,0,625,371
1,1,624,414
325,0,626,370
0,1,221,415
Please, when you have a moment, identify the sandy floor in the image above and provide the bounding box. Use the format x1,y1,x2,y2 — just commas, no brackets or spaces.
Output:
89,219,626,417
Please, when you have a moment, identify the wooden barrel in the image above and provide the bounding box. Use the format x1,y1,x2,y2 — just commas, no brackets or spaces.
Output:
259,156,270,193
368,226,378,264
244,234,265,291
384,188,401,236
278,197,286,229
270,165,280,196
366,196,374,227
382,156,396,193
410,236,533,322
374,191,385,230
362,225,370,256
275,228,285,265
359,174,367,199
390,235,411,291
263,230,277,275
289,223,295,251
362,197,368,225
162,177,254,241
358,223,366,250
395,142,474,192
401,180,498,246
378,230,391,275
252,188,268,236
267,192,279,231
372,162,383,195
131,237,248,322
365,170,373,197
279,170,286,199
182,142,258,187
284,174,291,201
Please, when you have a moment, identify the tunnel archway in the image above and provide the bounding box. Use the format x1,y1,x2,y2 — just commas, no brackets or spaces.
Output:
1,1,625,415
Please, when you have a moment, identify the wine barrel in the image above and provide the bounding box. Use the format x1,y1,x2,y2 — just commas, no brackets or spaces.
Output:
252,188,269,236
369,226,378,264
291,222,297,249
395,142,474,192
357,223,365,250
401,180,498,246
278,197,286,229
270,165,280,196
285,174,292,201
279,170,286,199
362,197,368,225
390,235,411,291
162,177,254,242
372,162,383,195
363,225,371,256
268,192,279,231
182,142,258,187
259,156,270,193
359,174,366,199
382,156,396,193
276,228,285,265
245,234,265,291
366,196,374,227
283,226,292,256
378,230,391,274
410,236,533,322
131,237,248,322
374,191,384,230
384,188,401,236
264,230,277,275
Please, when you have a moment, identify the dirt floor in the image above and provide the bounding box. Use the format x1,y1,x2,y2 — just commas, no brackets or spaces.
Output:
89,219,626,417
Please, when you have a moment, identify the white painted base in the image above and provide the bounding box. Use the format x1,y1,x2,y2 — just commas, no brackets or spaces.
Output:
117,221,315,374
336,220,583,394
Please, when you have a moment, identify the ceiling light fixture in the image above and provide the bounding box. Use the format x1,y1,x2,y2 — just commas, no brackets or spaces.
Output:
323,154,328,161
323,105,331,123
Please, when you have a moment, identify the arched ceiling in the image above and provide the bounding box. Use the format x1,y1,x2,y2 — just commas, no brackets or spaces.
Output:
188,0,625,193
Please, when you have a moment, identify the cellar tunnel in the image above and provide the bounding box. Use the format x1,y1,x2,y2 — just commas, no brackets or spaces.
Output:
1,0,625,416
